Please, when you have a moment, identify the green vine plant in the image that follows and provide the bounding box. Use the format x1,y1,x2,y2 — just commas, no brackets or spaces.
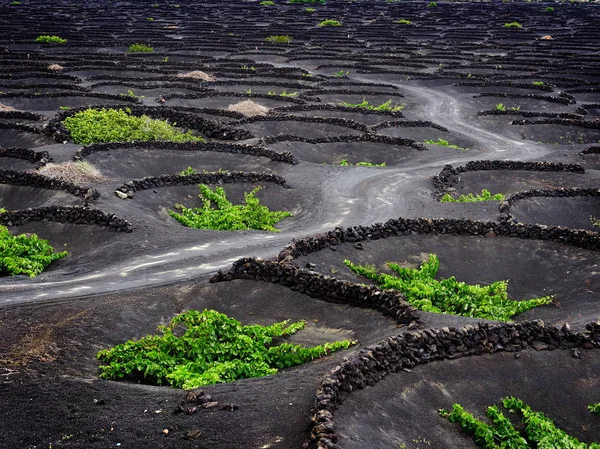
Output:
495,103,520,112
589,403,600,416
267,90,299,97
169,184,291,232
441,397,600,448
128,43,154,53
440,189,505,203
62,108,205,144
340,99,404,112
424,138,468,151
35,35,67,44
504,22,523,28
590,216,599,228
97,309,355,389
318,19,343,27
344,254,553,321
0,225,67,277
264,35,293,43
339,159,386,167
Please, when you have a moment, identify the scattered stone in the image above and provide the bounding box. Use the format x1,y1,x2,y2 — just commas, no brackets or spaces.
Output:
115,190,128,199
93,398,105,405
306,263,317,269
571,348,581,359
162,429,169,436
202,401,219,409
221,404,238,412
531,341,549,351
353,242,364,250
185,406,198,415
184,430,202,440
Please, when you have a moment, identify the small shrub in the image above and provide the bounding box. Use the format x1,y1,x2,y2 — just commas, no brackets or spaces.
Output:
120,89,144,99
305,7,316,12
344,254,553,321
441,398,600,448
318,19,343,27
10,1,22,5
395,19,412,25
440,189,505,202
545,6,554,11
427,1,437,7
35,35,67,44
0,226,67,277
177,70,216,81
339,159,386,167
62,108,205,145
340,98,404,112
39,161,107,183
260,0,274,4
495,103,520,112
424,138,468,150
590,216,600,228
532,81,544,86
267,90,298,97
265,35,293,43
589,403,600,416
97,309,354,389
504,22,522,28
128,43,154,53
227,99,270,117
169,185,291,232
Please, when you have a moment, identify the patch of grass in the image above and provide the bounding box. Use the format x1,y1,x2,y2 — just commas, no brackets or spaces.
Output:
0,225,67,277
395,19,413,25
339,159,386,167
39,161,107,183
169,185,291,232
128,43,154,53
97,309,354,389
424,138,468,150
440,189,505,202
340,98,404,112
265,35,293,43
318,19,343,27
344,254,553,321
504,22,522,28
441,398,600,448
62,108,205,145
35,35,67,44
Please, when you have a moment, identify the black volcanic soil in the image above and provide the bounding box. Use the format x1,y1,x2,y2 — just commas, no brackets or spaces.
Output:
0,1,599,449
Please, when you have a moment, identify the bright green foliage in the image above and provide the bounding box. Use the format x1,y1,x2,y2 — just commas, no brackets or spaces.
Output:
424,138,468,150
339,159,386,167
10,2,22,5
0,225,67,277
589,403,600,416
260,1,275,5
120,89,144,99
440,189,505,203
396,19,413,25
533,81,544,86
169,185,291,232
62,108,205,145
265,35,293,43
344,254,553,321
545,6,554,11
305,7,316,12
441,398,600,449
427,2,437,7
591,216,600,228
179,166,198,176
128,43,154,52
340,99,404,112
504,22,522,28
318,19,343,27
35,35,67,44
97,309,354,389
147,17,154,20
